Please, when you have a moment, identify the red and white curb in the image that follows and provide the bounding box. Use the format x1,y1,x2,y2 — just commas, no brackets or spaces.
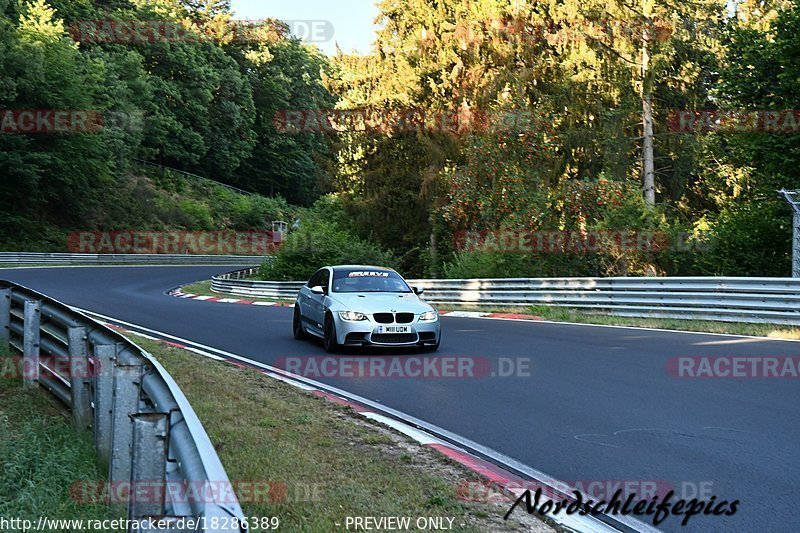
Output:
170,288,294,307
169,288,546,321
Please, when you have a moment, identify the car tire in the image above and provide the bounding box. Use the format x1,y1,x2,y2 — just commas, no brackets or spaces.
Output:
323,314,339,353
293,307,307,340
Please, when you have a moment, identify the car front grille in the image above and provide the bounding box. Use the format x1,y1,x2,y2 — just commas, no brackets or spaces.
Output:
373,312,415,324
373,313,394,324
395,313,414,324
371,333,418,344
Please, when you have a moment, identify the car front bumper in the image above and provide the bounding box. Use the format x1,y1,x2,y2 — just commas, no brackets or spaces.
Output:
334,316,441,347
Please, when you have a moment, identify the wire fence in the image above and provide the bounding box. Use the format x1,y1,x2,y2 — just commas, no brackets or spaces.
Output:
134,159,254,196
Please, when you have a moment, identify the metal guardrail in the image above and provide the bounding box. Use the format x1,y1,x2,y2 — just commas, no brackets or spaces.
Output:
211,270,800,326
0,281,246,532
0,252,264,266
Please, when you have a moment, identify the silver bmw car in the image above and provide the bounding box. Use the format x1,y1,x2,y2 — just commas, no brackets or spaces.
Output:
292,265,441,352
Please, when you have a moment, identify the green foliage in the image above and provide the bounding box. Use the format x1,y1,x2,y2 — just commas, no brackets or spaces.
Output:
1,0,796,279
226,195,292,231
0,0,331,251
690,1,800,275
95,172,297,233
176,199,214,229
0,377,123,528
258,197,396,281
231,37,333,205
444,251,578,279
696,200,792,276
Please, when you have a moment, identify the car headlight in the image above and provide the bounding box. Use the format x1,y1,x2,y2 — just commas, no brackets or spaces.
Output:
339,311,367,321
419,310,438,321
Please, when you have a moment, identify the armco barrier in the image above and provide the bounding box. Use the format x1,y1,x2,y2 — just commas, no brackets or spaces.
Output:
211,269,800,326
0,280,246,531
0,252,264,266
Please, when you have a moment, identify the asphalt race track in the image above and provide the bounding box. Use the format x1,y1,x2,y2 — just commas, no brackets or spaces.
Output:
3,266,798,533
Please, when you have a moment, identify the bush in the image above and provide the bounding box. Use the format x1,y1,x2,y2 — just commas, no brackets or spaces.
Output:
258,218,397,281
177,199,214,230
695,199,792,276
228,195,293,231
443,250,599,278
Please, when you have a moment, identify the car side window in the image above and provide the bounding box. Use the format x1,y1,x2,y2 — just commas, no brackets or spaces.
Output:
319,269,330,292
307,270,322,288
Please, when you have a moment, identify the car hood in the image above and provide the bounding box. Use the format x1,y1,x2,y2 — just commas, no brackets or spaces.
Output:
329,292,433,314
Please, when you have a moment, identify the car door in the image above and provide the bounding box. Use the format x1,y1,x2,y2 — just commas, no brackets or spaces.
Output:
304,268,330,332
299,270,323,330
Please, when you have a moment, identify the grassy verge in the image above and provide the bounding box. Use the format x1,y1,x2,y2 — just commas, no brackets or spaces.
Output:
0,376,124,530
519,305,800,339
127,334,554,533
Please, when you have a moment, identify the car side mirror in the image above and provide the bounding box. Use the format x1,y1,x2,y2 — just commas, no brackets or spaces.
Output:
412,286,424,295
310,285,325,295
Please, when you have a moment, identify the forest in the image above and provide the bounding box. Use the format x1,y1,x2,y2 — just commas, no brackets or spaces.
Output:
1,0,798,279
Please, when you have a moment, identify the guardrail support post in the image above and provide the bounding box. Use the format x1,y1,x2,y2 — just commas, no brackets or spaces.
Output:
793,212,800,278
68,325,92,431
109,365,142,484
0,288,10,354
128,413,169,522
780,189,800,278
93,343,118,464
23,300,41,387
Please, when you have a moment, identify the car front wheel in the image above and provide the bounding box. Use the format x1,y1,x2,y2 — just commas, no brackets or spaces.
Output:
293,307,307,340
323,314,338,353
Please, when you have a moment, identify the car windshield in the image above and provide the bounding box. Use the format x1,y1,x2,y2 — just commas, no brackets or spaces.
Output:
332,269,412,293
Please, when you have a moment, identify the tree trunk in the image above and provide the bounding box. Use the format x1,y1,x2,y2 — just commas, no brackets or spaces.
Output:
642,93,655,206
429,231,439,277
641,9,656,207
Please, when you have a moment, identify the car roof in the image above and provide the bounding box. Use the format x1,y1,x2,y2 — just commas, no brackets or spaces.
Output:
329,265,394,272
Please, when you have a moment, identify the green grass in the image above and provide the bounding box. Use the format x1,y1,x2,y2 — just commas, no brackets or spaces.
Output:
518,305,800,339
0,377,124,531
128,335,553,533
422,302,800,340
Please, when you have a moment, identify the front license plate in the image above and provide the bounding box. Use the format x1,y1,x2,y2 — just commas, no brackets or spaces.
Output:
377,326,411,334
